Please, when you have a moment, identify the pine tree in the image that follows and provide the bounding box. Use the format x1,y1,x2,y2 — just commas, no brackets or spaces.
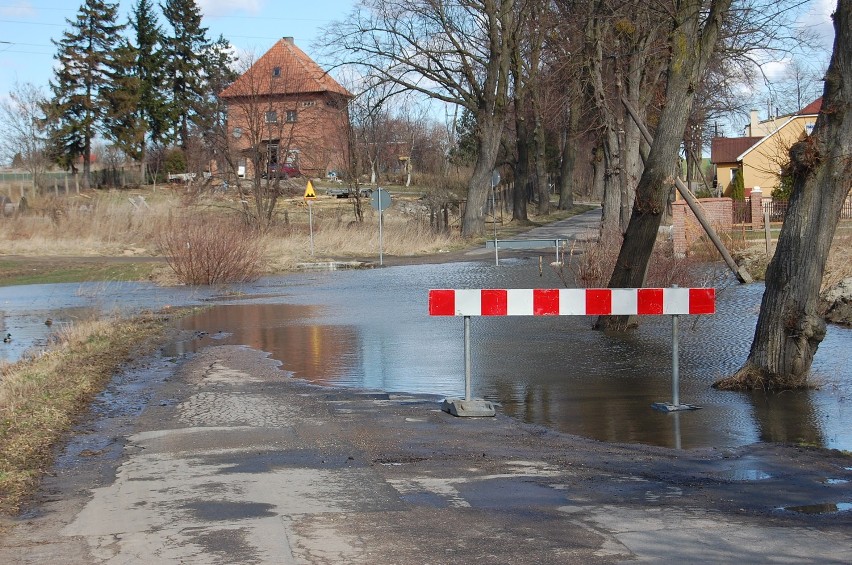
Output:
161,0,210,149
44,0,125,189
101,38,144,161
102,0,168,180
196,34,237,161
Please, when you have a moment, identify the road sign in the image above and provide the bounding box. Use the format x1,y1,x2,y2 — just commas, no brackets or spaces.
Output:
370,188,391,211
304,181,317,200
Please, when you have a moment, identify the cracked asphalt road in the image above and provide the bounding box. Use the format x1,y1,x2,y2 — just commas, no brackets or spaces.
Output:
2,343,851,563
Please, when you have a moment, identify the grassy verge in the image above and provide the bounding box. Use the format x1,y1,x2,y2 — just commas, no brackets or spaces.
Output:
0,258,162,287
0,310,178,515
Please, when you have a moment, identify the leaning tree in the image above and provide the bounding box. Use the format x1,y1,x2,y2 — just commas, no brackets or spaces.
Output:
715,0,852,391
596,0,733,331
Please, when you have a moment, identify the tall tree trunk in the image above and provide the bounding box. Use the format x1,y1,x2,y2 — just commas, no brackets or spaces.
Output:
82,137,92,190
535,117,550,215
462,111,505,236
622,53,647,221
533,95,550,215
600,128,622,235
591,143,605,201
587,10,622,235
597,0,732,331
715,0,852,390
513,112,531,222
558,98,579,210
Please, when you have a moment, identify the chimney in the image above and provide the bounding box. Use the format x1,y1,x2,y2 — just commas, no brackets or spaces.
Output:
748,109,759,136
283,37,294,44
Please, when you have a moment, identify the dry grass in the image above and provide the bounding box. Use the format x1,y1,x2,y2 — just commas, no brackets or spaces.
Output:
0,188,464,278
713,362,809,391
731,228,852,290
559,229,721,289
0,312,173,514
823,232,852,291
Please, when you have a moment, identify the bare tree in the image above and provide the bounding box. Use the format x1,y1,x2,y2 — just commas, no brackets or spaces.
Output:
0,83,51,191
715,0,852,390
322,0,516,236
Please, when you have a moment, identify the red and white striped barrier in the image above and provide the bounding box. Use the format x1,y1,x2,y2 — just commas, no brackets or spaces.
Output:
428,288,715,317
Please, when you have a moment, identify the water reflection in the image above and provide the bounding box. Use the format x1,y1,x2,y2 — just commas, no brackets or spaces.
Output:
1,258,851,451
170,304,362,382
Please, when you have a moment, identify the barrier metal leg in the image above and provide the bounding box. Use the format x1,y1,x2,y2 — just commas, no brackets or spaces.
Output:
672,314,680,407
440,315,496,417
464,315,472,401
652,314,700,412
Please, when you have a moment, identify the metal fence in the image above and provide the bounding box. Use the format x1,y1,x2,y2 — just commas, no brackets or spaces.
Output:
737,198,852,225
0,168,145,198
763,198,852,222
732,199,751,224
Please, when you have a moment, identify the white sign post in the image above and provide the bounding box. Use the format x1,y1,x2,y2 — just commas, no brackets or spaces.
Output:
304,181,317,256
370,188,392,266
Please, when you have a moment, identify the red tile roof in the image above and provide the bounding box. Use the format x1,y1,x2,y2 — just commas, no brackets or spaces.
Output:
710,137,762,163
220,38,352,99
798,97,822,115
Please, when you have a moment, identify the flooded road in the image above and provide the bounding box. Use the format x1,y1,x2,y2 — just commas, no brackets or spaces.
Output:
2,258,851,451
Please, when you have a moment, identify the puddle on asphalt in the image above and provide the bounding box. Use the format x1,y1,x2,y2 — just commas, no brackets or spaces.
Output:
716,469,773,481
184,500,277,521
784,502,852,515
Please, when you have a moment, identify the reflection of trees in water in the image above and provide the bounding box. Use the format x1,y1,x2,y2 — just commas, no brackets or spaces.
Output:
749,391,824,446
177,304,361,382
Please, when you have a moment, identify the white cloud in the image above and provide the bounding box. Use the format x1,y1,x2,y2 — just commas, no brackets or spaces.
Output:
800,0,836,51
0,1,36,18
198,0,263,17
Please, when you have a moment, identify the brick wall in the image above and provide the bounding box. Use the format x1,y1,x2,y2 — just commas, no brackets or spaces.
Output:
672,198,733,255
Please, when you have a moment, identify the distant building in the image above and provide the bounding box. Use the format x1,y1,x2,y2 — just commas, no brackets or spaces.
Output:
710,98,821,197
219,37,353,179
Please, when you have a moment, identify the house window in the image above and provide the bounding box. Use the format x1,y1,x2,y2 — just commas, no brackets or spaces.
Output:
272,66,281,77
286,110,297,123
265,111,277,123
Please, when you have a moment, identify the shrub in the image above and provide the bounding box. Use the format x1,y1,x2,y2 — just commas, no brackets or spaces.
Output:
158,214,266,285
562,229,715,289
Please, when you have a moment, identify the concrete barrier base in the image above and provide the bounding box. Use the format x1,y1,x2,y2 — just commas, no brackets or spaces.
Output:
651,402,702,412
441,398,496,417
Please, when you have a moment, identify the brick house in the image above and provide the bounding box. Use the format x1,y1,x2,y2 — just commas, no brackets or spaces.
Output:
710,98,821,198
219,37,353,179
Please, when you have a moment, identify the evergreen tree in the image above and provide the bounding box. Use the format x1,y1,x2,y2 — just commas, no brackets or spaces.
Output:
44,0,124,188
196,34,237,166
102,0,168,180
102,39,144,161
133,0,169,150
161,0,210,149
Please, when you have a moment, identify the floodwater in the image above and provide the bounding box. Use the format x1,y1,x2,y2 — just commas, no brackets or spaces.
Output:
2,258,851,451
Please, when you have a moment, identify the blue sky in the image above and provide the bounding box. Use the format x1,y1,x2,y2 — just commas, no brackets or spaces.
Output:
0,0,357,98
0,0,838,116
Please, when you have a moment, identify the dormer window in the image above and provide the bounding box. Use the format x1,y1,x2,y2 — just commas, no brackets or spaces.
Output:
272,66,281,78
